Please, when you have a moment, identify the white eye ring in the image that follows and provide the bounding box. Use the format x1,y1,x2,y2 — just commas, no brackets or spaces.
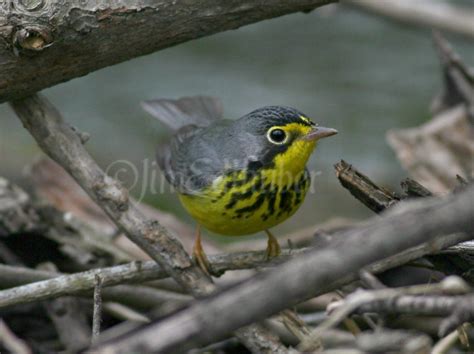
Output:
267,127,288,145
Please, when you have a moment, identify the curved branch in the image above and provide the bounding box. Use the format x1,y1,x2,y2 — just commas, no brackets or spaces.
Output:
0,0,334,102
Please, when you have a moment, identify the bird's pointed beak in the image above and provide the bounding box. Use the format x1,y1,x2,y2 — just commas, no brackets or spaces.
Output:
302,126,338,141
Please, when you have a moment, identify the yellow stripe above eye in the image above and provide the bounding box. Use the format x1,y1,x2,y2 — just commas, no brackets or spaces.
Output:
299,115,312,125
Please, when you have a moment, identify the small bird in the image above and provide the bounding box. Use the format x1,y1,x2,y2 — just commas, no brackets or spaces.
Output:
142,96,337,274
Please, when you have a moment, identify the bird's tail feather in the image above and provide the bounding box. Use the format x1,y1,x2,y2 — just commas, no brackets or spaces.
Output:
141,95,223,131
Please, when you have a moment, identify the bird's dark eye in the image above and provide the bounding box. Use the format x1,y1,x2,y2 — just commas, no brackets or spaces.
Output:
267,128,287,144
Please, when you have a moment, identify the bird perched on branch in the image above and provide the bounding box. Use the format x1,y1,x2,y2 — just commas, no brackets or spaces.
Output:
142,96,337,275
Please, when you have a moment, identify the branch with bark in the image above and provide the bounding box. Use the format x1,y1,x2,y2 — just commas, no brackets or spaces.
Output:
0,0,334,102
0,248,305,310
334,160,400,213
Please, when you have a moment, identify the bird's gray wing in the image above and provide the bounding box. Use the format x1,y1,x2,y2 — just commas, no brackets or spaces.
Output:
141,95,223,131
143,95,223,193
156,125,203,194
165,122,263,196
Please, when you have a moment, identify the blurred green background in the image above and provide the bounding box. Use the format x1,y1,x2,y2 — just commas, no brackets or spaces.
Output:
1,4,473,239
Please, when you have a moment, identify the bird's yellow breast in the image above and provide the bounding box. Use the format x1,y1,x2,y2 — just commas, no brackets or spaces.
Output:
178,136,316,235
179,169,311,235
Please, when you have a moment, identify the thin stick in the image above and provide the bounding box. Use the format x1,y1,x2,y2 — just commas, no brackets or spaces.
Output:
334,160,399,213
0,248,303,310
92,275,103,344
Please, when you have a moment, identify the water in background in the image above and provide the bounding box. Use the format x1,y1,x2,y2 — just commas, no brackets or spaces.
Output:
1,5,473,239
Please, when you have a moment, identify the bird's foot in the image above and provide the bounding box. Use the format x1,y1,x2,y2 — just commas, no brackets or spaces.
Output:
192,225,212,277
265,229,281,260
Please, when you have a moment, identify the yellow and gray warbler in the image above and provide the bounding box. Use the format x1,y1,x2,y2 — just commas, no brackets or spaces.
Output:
142,96,337,274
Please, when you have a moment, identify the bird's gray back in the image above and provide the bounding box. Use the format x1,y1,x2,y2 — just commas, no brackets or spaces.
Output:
165,119,262,194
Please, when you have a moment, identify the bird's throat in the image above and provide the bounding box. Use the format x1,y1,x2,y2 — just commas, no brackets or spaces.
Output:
271,140,317,182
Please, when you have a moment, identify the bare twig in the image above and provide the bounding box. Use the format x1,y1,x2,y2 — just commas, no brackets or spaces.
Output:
92,275,103,344
334,160,399,213
0,261,163,309
93,185,474,353
0,248,304,310
0,263,191,310
10,94,289,353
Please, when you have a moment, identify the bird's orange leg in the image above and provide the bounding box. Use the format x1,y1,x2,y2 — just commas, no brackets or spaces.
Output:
265,229,281,259
192,224,212,277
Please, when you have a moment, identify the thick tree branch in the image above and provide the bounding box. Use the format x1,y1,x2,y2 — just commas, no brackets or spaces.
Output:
94,185,474,353
10,94,289,353
0,0,334,102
